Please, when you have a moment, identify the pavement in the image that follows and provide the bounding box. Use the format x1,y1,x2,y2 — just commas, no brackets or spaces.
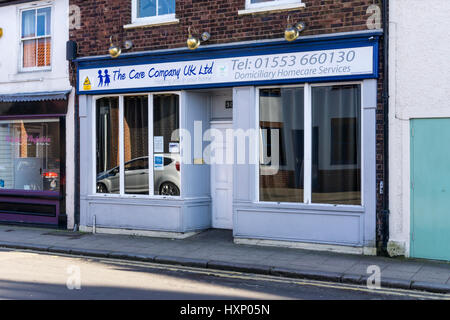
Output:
0,225,449,295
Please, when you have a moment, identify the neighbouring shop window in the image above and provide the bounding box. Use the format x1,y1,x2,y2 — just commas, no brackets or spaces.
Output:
136,0,175,18
311,85,361,205
21,7,51,69
124,96,149,195
96,97,120,194
153,94,180,196
0,119,60,192
259,87,304,203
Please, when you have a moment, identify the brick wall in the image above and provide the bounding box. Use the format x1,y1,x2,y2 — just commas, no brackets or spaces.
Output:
70,0,386,248
70,0,382,57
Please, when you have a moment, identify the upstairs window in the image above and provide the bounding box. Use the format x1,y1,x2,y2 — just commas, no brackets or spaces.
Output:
138,0,175,18
129,0,177,27
241,0,304,14
21,7,51,70
247,0,302,8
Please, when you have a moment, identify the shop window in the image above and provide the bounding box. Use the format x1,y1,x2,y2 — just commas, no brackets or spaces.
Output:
258,84,361,206
153,95,180,196
0,119,60,192
311,85,361,205
330,118,358,165
95,94,180,197
124,96,149,195
21,7,51,70
96,97,120,194
259,87,304,203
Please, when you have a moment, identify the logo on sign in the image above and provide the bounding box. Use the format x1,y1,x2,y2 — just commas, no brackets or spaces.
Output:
83,77,92,90
98,70,111,87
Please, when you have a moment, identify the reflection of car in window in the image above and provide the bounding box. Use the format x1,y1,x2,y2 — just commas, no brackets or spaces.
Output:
96,155,180,196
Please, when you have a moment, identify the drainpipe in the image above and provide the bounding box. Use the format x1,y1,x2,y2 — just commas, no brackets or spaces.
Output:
69,60,80,230
381,0,390,253
74,60,80,229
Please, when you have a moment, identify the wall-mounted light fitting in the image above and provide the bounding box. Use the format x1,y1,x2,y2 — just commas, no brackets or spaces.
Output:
109,36,121,58
284,16,305,42
187,27,211,50
124,40,133,50
187,27,200,50
201,32,210,42
108,37,134,58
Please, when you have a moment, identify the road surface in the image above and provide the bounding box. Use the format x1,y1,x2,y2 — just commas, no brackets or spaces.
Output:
0,248,447,300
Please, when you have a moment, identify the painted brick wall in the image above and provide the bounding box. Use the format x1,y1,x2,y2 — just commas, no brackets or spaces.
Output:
69,0,386,249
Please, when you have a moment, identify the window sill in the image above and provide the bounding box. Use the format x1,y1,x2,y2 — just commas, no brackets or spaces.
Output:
251,201,365,213
19,67,52,73
238,3,306,15
123,17,180,29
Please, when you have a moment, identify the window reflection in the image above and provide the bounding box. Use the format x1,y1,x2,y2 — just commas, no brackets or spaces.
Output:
124,96,149,195
311,85,361,205
153,94,180,196
259,88,304,203
96,97,120,194
0,119,60,192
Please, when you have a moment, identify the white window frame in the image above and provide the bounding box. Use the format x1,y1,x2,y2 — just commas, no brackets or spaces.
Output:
125,0,179,29
92,92,182,199
19,3,53,72
240,0,305,15
255,81,364,208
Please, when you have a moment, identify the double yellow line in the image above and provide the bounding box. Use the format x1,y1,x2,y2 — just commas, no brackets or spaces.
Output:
94,256,450,300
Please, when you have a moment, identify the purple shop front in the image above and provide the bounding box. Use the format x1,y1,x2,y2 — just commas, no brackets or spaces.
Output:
0,92,68,227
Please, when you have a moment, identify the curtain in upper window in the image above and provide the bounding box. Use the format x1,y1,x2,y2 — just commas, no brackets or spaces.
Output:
21,7,51,69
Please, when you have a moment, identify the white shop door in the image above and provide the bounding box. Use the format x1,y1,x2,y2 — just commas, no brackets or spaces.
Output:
210,121,233,229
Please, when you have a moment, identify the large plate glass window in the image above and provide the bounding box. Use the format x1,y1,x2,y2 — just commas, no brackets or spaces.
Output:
0,119,60,192
259,87,304,203
153,94,180,196
21,7,51,69
311,85,361,205
124,96,149,195
96,97,120,194
95,94,180,197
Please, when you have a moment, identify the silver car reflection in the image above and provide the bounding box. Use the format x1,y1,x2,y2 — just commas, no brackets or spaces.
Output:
96,155,180,196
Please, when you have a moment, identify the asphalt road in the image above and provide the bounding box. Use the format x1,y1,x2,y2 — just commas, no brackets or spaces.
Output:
0,248,447,300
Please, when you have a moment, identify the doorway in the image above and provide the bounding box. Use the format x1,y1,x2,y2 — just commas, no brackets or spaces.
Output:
411,118,450,261
210,121,233,229
209,89,233,229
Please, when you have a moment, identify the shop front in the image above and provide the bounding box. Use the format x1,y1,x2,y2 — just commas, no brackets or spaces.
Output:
0,92,69,227
77,30,381,253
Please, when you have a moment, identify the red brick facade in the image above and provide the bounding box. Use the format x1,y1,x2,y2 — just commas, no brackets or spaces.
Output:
70,0,382,57
70,0,386,249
